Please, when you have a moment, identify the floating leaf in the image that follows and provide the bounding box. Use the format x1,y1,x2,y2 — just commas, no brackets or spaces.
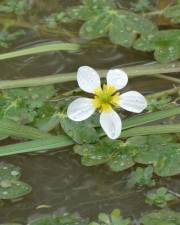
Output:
89,209,130,225
141,210,180,225
0,162,21,181
134,30,180,63
109,10,157,47
74,138,120,166
145,187,177,208
0,180,32,200
28,213,86,225
127,166,155,188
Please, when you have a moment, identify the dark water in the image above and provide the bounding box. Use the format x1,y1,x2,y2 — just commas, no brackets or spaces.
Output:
0,0,179,223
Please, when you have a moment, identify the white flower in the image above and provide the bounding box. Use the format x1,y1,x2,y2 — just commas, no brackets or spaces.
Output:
67,66,147,139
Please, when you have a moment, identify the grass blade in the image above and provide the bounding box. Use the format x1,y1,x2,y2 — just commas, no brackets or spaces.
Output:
0,136,74,157
121,124,180,138
0,119,51,139
0,43,80,60
123,107,180,130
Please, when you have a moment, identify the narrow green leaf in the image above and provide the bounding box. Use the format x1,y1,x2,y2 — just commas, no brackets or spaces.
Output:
123,107,180,130
0,136,74,157
0,43,81,60
121,124,180,138
0,119,52,139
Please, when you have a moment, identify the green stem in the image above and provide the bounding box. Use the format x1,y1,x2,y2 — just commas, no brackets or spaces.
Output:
153,74,180,84
0,62,180,89
146,86,180,99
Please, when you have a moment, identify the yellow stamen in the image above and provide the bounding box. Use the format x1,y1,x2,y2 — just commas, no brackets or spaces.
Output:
92,85,120,112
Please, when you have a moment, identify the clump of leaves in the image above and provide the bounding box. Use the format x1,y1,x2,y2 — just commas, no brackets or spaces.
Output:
0,31,25,48
74,134,180,177
147,96,173,112
28,213,87,225
45,12,73,29
127,166,155,188
0,86,56,125
141,210,180,225
0,162,32,200
145,187,177,208
89,209,130,225
69,0,157,48
0,0,29,15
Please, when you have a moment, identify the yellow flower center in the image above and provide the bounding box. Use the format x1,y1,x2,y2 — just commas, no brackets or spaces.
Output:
92,84,120,112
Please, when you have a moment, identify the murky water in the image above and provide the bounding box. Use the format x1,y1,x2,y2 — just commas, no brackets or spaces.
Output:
0,0,179,223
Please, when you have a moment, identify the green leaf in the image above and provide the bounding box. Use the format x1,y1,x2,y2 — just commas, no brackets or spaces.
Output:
69,0,115,20
123,107,180,130
134,30,180,63
28,213,86,225
108,147,135,172
59,115,99,144
80,12,112,39
127,135,180,176
89,209,130,225
0,119,52,139
0,162,31,200
127,166,155,187
154,30,180,63
74,138,120,166
109,10,157,47
0,136,74,157
0,162,21,181
0,180,32,200
141,210,180,225
145,187,177,208
163,4,180,24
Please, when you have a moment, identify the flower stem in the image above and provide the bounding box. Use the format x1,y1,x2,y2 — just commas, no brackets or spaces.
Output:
0,62,180,89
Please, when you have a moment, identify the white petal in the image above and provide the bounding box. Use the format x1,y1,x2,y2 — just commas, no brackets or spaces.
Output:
119,91,147,113
100,110,122,139
67,97,95,121
77,66,101,93
107,69,128,90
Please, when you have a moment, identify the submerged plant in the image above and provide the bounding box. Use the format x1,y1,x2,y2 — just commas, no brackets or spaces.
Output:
67,66,147,139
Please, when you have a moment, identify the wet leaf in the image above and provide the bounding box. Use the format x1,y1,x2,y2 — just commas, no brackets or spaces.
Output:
141,210,180,225
127,166,155,188
0,162,21,181
109,10,157,47
59,115,99,144
28,213,86,225
134,30,180,63
0,180,32,200
74,138,120,166
163,3,180,24
145,187,177,208
89,209,131,225
80,12,112,39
